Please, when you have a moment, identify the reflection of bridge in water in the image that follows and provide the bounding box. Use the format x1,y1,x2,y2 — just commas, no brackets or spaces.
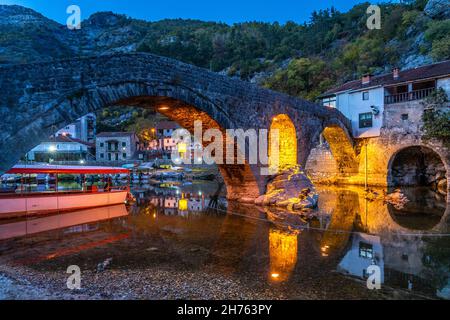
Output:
0,185,448,299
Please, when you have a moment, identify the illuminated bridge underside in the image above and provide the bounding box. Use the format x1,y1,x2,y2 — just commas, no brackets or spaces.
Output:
0,53,352,200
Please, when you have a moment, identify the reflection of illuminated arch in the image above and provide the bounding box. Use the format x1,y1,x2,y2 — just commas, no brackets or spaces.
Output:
269,114,297,173
269,228,298,282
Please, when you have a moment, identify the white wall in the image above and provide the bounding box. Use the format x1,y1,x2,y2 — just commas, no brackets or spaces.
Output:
336,87,384,138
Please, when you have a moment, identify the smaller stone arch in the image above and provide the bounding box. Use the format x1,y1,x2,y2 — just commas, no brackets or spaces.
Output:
305,120,358,180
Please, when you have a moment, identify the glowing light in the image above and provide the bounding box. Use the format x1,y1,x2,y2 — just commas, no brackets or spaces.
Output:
49,145,57,152
269,229,298,282
178,198,188,211
159,106,170,111
79,160,85,164
269,114,297,172
177,143,187,154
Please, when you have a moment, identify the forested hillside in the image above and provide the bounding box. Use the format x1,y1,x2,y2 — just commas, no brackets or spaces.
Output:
0,0,448,130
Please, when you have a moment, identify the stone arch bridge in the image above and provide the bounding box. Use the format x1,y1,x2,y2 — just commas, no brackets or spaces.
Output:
0,53,356,200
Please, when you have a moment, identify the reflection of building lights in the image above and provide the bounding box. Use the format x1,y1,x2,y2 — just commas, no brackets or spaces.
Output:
153,213,156,219
271,273,280,279
177,143,187,154
178,198,188,211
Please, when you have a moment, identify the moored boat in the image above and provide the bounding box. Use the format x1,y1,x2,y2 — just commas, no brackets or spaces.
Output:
0,165,131,219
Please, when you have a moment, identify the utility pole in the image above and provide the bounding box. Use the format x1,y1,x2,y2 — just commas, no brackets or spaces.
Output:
364,139,368,191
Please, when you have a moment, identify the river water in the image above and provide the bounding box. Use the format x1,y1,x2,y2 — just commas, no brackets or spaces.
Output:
0,181,448,300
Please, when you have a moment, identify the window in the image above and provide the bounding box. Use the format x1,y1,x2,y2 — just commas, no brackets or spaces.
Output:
100,153,104,158
322,96,336,108
363,91,369,100
359,112,373,128
123,153,127,159
122,142,126,147
401,114,408,121
100,143,104,147
359,242,373,259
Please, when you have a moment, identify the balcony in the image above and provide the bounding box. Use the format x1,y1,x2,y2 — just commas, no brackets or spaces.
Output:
384,87,435,105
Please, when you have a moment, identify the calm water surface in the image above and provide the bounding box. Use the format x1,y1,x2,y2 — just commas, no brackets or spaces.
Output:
0,181,449,299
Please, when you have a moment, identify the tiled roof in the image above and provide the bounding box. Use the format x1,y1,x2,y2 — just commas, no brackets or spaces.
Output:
323,60,450,96
96,132,135,138
44,135,94,147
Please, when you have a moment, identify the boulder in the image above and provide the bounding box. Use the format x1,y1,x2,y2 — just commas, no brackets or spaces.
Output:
259,166,319,211
424,0,450,19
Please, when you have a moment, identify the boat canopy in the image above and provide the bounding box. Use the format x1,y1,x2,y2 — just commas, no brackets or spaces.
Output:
6,165,129,175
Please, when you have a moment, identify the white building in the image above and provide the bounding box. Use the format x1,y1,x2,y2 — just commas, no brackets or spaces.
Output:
26,135,94,162
319,60,450,138
96,132,140,162
337,233,384,283
56,113,96,143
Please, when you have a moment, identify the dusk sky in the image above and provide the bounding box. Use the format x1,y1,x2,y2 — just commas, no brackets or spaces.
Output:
0,0,387,24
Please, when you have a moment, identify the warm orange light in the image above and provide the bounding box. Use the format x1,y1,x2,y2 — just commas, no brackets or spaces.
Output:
159,106,170,111
269,114,297,172
269,229,298,282
178,198,188,211
177,143,187,154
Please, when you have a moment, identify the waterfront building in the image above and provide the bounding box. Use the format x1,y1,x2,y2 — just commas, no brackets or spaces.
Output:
56,113,96,143
96,132,140,162
26,134,94,162
319,60,450,138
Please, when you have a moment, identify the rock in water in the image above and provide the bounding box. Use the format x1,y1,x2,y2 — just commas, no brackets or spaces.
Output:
96,257,113,272
259,166,318,210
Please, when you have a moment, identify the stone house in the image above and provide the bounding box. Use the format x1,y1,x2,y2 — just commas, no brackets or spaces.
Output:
96,132,140,162
319,60,450,138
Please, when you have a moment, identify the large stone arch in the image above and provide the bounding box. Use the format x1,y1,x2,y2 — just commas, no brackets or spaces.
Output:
0,53,352,200
387,144,449,189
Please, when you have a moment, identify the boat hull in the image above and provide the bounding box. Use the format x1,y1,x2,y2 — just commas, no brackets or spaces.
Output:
0,191,128,219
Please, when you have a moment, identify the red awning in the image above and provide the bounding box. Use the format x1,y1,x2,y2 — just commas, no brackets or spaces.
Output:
6,165,129,175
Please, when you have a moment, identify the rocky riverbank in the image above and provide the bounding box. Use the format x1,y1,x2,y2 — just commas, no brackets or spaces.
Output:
0,263,428,300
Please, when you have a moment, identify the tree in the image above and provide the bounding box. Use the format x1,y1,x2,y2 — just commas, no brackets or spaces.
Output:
421,88,450,145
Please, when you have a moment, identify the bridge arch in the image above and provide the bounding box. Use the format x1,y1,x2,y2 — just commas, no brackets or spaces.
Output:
305,119,358,179
268,114,298,173
0,53,353,201
387,145,448,189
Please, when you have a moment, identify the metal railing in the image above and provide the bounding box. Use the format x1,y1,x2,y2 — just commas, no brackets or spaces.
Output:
384,87,435,105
